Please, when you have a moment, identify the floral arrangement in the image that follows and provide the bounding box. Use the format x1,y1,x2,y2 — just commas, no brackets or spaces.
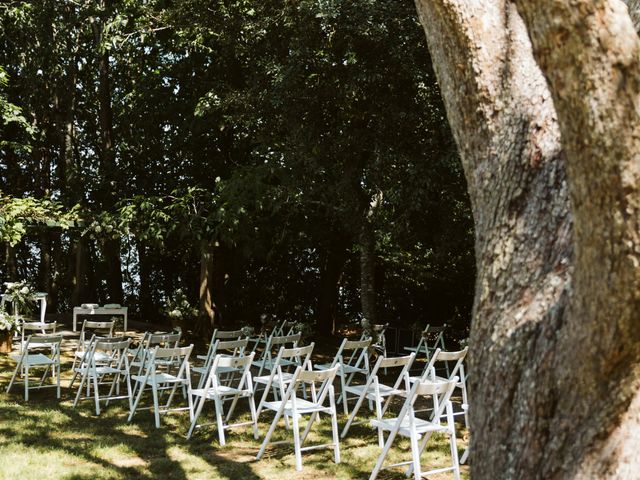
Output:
163,289,198,321
0,306,19,334
241,325,255,337
4,280,36,315
361,318,388,354
292,320,314,339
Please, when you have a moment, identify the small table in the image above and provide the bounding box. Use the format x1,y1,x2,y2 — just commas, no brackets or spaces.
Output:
0,292,47,323
73,305,128,332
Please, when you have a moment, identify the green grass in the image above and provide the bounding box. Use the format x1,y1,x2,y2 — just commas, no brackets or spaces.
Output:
0,347,469,480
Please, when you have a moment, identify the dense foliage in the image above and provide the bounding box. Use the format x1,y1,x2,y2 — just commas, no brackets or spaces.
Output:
0,0,474,341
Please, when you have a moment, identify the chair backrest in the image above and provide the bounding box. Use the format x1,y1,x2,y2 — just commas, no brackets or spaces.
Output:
208,351,256,393
392,376,459,434
270,332,302,347
85,336,131,372
214,329,244,340
144,344,193,381
78,320,115,351
22,334,63,360
215,338,249,355
429,347,468,381
277,343,314,367
21,322,57,351
146,331,181,348
296,364,340,406
256,343,315,416
200,338,249,376
368,353,416,394
257,332,302,376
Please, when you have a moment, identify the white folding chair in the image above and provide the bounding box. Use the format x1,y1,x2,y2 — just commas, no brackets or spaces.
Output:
341,353,415,447
248,318,286,354
411,347,469,428
19,321,57,352
314,337,372,415
72,336,133,415
369,377,460,480
128,344,194,428
7,334,63,400
404,325,447,364
196,329,243,363
71,319,115,367
187,351,259,444
255,343,314,417
252,332,301,378
194,332,245,388
257,364,341,471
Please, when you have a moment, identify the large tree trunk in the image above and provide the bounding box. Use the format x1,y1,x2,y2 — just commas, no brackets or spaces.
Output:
316,240,348,336
137,240,154,321
92,0,124,305
415,0,640,478
198,243,224,336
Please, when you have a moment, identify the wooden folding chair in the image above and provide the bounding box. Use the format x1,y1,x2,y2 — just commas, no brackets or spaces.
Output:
255,343,314,417
257,364,341,471
128,344,194,428
72,336,133,415
187,351,259,444
341,353,415,447
314,337,372,415
369,377,460,480
7,334,62,400
252,332,301,378
194,333,245,388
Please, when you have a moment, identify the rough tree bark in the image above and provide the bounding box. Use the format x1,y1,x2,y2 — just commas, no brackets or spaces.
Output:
93,0,124,304
414,0,640,478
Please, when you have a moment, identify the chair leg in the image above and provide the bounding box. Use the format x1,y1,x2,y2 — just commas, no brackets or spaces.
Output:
292,406,302,471
214,396,226,446
368,424,400,480
340,373,349,415
375,398,385,448
329,390,341,464
25,364,29,401
152,382,161,428
7,360,21,394
257,401,286,460
128,380,146,422
56,361,61,399
186,394,204,440
341,390,367,439
409,423,421,480
93,371,101,415
248,395,259,440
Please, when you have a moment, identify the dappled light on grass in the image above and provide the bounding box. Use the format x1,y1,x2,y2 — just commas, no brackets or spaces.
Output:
0,352,468,479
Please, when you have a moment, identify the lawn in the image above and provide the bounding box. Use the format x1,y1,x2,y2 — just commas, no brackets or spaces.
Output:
0,334,469,480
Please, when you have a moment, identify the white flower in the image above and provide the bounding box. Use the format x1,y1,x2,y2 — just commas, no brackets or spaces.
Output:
20,286,30,295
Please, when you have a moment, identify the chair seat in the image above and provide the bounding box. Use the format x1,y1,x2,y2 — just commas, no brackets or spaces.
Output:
132,373,186,385
75,365,127,376
191,385,251,399
10,353,56,366
371,416,451,437
262,397,333,416
254,372,295,384
252,358,298,370
75,351,114,362
344,383,403,398
409,375,464,388
403,345,428,354
315,363,366,376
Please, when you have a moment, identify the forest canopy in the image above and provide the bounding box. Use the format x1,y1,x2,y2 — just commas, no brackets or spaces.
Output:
0,0,473,339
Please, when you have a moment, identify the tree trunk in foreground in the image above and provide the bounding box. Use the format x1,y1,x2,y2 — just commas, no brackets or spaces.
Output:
415,0,640,478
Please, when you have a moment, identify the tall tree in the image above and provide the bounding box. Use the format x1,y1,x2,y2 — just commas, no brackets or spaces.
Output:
415,0,640,477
